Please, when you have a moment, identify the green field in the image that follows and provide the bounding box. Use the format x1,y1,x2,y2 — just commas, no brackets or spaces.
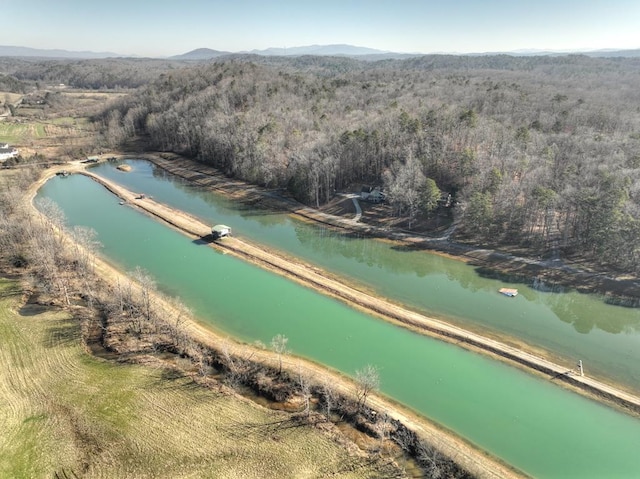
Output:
50,117,88,127
0,278,388,478
0,122,47,144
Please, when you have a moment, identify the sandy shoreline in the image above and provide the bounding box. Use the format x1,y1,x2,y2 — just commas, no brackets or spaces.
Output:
28,158,640,477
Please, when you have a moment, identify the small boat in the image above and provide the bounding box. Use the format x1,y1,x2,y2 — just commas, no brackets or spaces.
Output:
499,288,518,297
211,224,232,240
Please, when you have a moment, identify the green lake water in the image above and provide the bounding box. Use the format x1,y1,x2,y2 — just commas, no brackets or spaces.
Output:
87,160,640,393
36,171,640,478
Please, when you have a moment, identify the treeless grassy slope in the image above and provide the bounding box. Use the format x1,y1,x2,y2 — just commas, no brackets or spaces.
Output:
0,278,394,479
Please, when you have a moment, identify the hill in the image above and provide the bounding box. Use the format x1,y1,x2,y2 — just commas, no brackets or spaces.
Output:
170,47,232,60
0,45,124,59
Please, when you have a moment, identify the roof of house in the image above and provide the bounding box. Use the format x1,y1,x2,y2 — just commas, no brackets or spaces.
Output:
212,224,231,233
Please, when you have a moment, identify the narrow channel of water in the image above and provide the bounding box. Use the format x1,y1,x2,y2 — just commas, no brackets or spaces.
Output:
37,173,640,478
88,160,640,393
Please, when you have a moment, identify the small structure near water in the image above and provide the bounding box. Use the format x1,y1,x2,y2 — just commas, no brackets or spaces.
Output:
499,288,518,297
212,224,231,240
360,185,386,203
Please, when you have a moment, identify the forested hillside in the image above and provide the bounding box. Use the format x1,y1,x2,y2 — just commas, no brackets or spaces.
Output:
95,55,640,273
0,57,184,90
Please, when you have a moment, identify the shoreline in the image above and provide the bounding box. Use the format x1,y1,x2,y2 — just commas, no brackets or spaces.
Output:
71,160,640,418
79,154,640,416
142,153,640,304
28,161,525,479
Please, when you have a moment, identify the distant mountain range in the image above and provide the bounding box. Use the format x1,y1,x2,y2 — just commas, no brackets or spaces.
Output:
0,45,123,59
169,44,403,60
477,48,640,58
172,45,640,61
1,43,639,60
251,44,393,57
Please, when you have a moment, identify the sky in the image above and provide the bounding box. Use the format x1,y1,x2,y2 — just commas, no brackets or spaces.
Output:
2,0,639,57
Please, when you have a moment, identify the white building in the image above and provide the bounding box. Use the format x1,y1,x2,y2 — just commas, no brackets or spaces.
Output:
0,143,19,161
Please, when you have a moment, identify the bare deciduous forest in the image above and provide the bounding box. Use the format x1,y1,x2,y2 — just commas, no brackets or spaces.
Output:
6,54,640,273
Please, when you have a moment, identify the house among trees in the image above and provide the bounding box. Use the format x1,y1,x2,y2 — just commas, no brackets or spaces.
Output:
0,143,19,162
438,193,453,208
360,186,386,203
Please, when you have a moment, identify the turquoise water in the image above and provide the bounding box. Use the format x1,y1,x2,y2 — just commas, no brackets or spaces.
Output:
87,160,640,392
36,173,640,478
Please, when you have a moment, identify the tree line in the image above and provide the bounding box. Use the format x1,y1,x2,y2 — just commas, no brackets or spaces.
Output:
90,54,640,273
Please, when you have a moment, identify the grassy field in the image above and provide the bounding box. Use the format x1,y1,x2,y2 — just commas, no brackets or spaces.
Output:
0,278,391,478
0,87,104,152
0,122,47,144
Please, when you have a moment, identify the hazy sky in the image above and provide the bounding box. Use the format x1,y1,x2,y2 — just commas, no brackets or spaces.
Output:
3,0,639,57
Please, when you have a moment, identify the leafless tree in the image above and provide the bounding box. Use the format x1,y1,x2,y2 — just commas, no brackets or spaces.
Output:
271,333,288,374
165,296,191,348
222,339,247,388
70,225,100,277
130,266,155,323
296,362,313,418
355,364,380,410
320,379,337,419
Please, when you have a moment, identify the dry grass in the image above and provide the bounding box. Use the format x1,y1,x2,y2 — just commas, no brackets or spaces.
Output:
0,278,396,479
0,91,23,104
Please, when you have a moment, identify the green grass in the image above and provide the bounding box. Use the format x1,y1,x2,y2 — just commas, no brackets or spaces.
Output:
0,121,63,145
0,122,49,143
0,278,390,478
0,123,29,143
34,123,46,138
50,117,77,126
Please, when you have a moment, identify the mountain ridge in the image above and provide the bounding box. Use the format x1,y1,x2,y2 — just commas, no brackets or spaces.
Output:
2,43,639,60
0,45,125,59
